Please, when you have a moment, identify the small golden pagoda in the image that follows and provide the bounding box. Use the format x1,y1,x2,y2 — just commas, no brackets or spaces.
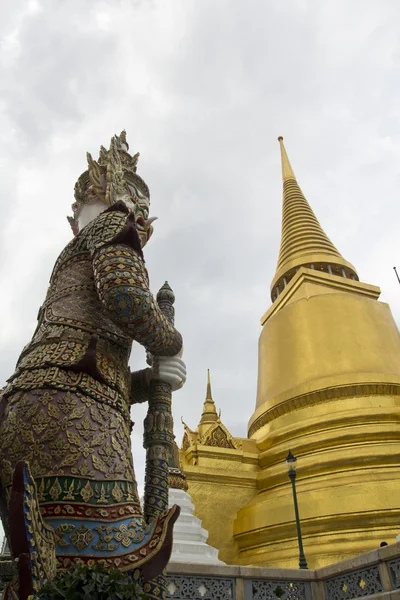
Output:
182,139,400,568
181,371,258,563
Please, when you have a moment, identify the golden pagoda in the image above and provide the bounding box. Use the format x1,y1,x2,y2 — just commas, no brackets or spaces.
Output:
181,370,258,563
182,138,400,568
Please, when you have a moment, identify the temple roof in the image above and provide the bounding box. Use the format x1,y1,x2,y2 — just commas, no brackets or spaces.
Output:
270,137,357,300
181,370,240,452
197,369,219,437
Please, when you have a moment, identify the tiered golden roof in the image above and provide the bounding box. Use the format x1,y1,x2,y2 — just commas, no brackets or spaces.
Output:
271,137,357,299
181,370,240,451
197,369,219,437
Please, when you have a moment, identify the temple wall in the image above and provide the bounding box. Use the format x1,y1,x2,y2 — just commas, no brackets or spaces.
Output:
180,443,258,564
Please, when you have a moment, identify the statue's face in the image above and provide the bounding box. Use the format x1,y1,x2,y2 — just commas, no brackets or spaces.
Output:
73,177,155,248
117,182,154,248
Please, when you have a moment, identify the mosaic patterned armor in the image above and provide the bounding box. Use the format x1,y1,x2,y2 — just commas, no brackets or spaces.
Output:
0,199,182,580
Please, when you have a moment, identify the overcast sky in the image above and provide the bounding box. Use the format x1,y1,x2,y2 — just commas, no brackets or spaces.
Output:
1,0,400,543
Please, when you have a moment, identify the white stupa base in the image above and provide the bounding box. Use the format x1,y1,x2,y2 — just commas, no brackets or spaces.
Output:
169,487,225,564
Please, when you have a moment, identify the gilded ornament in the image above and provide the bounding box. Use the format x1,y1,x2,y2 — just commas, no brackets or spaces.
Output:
63,481,76,501
57,392,78,415
76,416,97,440
49,479,62,502
70,525,95,551
203,426,235,450
111,483,123,503
49,438,69,461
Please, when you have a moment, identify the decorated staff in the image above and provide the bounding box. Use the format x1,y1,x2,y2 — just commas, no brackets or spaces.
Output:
143,282,184,600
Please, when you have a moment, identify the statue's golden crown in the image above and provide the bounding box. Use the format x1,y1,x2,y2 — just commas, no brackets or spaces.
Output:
74,130,150,207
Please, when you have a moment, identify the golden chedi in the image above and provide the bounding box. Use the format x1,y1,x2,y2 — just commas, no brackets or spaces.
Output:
182,138,400,569
233,138,400,568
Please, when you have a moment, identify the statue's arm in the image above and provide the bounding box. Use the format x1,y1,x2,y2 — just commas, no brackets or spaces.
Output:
93,242,182,355
130,368,151,404
88,206,183,357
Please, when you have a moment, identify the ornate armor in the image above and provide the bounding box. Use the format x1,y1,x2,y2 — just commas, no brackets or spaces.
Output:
0,196,182,581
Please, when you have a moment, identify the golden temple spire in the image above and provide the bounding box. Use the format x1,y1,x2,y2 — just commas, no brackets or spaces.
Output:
271,137,358,299
197,370,219,436
206,368,213,400
278,136,296,181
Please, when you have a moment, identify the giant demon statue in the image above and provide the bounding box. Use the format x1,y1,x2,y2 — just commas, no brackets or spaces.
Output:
0,131,186,597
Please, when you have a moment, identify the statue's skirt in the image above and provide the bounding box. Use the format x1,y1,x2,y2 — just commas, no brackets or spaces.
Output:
0,388,178,580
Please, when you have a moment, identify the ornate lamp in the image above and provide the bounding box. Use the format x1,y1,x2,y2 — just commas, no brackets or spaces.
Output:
286,450,308,569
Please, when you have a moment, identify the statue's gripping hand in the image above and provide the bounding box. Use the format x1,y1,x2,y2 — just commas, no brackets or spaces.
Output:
151,355,187,391
130,355,186,404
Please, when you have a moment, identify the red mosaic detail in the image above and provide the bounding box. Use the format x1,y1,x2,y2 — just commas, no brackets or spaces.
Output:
41,502,142,521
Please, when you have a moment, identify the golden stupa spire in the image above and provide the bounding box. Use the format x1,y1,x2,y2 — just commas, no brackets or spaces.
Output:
197,370,219,436
206,368,213,400
278,136,296,180
271,137,357,299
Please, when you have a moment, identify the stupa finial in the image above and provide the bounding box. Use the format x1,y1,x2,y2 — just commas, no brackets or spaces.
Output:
198,369,218,429
278,136,296,181
206,368,213,400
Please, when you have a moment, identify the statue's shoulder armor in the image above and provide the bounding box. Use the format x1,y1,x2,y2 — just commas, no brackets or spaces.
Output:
49,228,89,282
84,202,143,258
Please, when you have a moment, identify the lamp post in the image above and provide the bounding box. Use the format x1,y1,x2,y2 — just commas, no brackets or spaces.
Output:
286,450,308,569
